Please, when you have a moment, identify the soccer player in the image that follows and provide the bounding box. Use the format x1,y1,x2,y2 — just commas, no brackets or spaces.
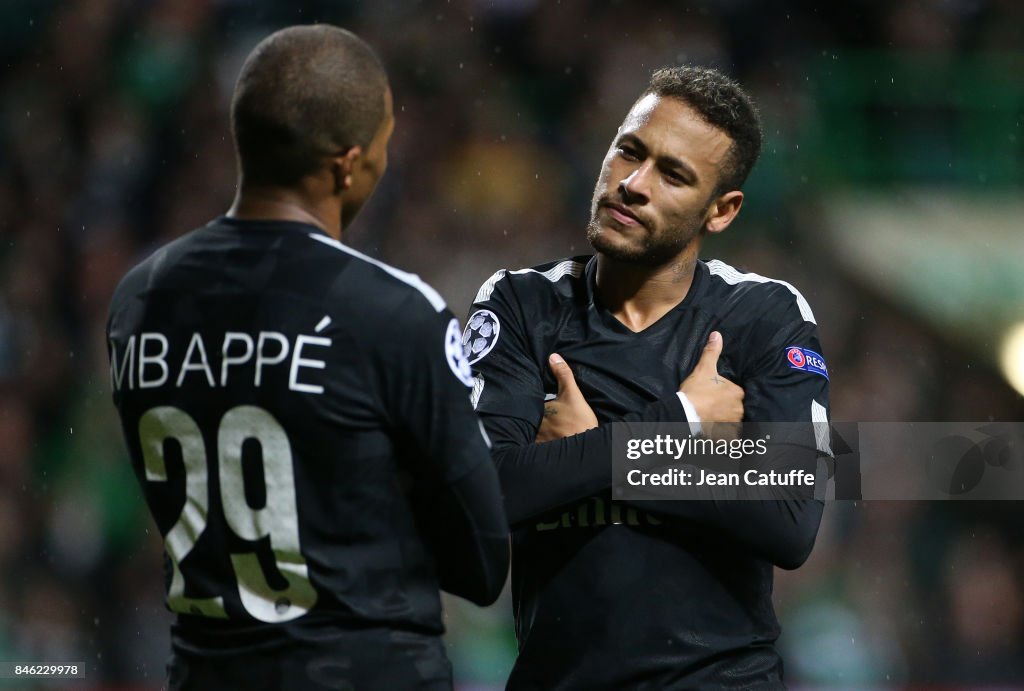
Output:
465,66,831,689
107,26,508,691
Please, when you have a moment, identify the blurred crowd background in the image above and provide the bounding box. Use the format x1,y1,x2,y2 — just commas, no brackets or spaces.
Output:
1,0,1023,688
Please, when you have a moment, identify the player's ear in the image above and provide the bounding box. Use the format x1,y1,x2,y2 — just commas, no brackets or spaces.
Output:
703,190,743,235
330,147,363,194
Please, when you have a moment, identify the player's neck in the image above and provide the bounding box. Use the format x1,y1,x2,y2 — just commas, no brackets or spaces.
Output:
228,185,343,240
595,251,698,333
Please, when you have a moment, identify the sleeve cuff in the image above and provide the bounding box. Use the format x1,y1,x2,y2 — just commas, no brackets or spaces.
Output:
676,392,703,437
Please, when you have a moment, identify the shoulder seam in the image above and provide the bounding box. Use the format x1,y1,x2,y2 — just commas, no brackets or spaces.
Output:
706,259,816,324
474,259,585,304
308,233,447,312
473,269,508,304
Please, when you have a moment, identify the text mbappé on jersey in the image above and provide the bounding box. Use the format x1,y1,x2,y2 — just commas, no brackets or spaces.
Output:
109,330,329,394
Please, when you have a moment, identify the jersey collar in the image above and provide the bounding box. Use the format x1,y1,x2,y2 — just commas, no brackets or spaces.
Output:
214,215,331,237
584,256,709,308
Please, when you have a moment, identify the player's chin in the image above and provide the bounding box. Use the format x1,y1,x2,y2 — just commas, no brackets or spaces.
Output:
587,224,649,262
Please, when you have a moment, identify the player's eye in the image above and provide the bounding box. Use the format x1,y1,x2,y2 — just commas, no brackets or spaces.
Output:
617,145,641,161
663,169,686,185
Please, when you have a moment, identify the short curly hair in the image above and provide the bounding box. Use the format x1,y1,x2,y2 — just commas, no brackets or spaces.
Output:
642,66,763,196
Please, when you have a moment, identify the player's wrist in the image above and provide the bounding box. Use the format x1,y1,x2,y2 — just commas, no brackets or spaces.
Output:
675,392,703,437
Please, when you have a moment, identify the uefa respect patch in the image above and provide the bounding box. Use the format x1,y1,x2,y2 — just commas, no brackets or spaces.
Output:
785,346,828,379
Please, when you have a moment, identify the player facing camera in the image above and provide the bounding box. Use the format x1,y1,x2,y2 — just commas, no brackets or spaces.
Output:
466,65,831,689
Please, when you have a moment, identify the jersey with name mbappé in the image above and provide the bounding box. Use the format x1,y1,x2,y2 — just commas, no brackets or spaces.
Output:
107,217,488,655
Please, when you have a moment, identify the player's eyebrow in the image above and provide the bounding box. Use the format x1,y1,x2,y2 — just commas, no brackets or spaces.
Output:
618,133,698,184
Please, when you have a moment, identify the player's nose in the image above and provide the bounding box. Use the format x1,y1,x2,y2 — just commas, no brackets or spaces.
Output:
619,163,652,204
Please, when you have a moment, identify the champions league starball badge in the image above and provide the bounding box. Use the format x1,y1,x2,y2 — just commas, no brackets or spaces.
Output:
463,310,501,365
445,318,475,387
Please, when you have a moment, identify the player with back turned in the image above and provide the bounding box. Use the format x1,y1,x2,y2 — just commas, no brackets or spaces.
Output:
465,66,831,689
107,25,509,691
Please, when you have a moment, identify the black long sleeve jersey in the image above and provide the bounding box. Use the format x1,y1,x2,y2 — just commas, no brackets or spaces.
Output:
466,255,831,690
107,217,508,659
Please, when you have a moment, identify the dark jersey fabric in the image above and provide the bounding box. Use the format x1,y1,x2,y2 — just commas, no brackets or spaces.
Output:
466,256,831,690
166,627,453,691
106,217,507,670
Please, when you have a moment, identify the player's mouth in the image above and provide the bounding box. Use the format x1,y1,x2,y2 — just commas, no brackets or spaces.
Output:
603,202,645,228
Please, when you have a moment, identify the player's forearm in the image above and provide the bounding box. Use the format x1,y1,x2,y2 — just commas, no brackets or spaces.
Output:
436,532,510,605
487,396,688,527
491,431,611,527
424,460,510,605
